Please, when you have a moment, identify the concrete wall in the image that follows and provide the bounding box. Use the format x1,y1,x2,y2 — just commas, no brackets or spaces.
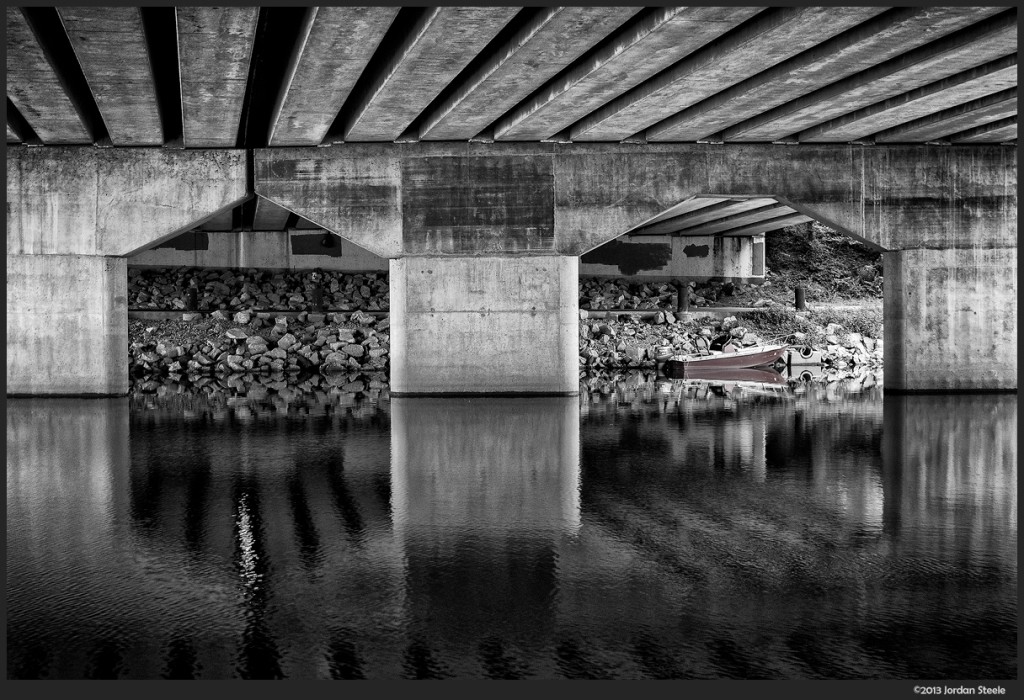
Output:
129,230,388,272
884,247,1016,391
7,254,127,396
129,227,764,282
579,232,762,281
390,255,579,395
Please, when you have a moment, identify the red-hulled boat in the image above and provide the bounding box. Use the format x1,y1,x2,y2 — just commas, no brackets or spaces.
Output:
661,343,789,374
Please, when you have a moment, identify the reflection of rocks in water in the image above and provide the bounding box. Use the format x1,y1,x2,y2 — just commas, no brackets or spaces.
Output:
579,367,883,413
129,370,391,422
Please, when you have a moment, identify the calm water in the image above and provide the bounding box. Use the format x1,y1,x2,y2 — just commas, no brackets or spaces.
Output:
6,376,1017,679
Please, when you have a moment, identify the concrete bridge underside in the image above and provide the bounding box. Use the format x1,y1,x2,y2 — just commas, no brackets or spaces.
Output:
6,143,1016,396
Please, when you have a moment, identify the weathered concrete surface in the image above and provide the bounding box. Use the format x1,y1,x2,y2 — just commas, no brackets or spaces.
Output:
344,7,518,141
581,234,760,281
950,118,1017,144
647,6,1005,142
402,155,554,254
390,397,580,534
802,57,1018,143
389,256,578,395
268,7,398,146
418,7,640,141
256,142,1015,255
7,147,249,256
254,148,402,258
571,7,883,142
130,229,386,272
176,7,259,148
723,10,1017,142
252,197,292,231
631,198,779,236
494,7,760,141
884,248,1016,391
874,88,1017,143
6,7,91,144
7,254,128,396
58,7,162,146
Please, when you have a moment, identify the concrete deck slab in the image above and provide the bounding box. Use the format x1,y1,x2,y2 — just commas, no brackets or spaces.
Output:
647,6,1005,142
802,59,1017,143
633,198,778,236
571,7,882,142
268,7,398,147
6,7,92,144
176,7,258,147
419,7,639,141
494,7,761,142
344,7,518,142
58,7,162,146
874,88,1017,143
724,11,1017,142
949,118,1017,143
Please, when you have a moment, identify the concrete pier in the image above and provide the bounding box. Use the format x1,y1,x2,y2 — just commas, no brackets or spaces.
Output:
390,256,579,395
7,254,127,396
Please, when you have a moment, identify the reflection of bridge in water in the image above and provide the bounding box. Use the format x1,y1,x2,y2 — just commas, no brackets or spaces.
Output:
6,388,1016,678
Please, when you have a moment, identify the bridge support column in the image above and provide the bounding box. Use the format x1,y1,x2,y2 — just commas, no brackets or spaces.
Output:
7,253,128,396
389,255,579,395
883,247,1016,392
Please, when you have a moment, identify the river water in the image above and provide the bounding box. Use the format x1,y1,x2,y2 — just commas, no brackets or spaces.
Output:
6,374,1016,679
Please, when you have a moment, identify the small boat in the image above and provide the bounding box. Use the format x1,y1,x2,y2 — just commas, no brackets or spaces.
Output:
661,342,789,373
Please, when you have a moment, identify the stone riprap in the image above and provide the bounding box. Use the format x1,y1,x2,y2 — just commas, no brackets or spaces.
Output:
128,267,389,311
128,311,390,382
577,313,883,376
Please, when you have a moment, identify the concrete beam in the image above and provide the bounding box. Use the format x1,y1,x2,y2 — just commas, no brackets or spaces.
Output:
7,254,128,396
343,7,518,142
494,8,760,141
5,7,92,144
873,88,1017,143
948,117,1018,143
7,147,249,256
570,7,883,142
252,197,292,231
176,7,258,148
57,8,162,146
199,208,236,232
631,198,778,236
635,196,730,228
800,56,1017,143
677,204,797,236
723,10,1017,142
646,7,1005,142
884,247,1016,391
8,125,22,143
418,7,640,141
706,213,814,238
254,147,402,258
267,7,398,147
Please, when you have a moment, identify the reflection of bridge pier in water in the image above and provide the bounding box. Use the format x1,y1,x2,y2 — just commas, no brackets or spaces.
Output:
389,396,580,677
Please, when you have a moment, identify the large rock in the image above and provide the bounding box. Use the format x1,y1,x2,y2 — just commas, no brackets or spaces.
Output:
343,344,365,358
233,311,251,324
276,333,297,351
225,327,248,340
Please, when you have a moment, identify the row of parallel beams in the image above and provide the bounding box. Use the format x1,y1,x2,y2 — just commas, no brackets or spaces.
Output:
570,7,887,142
644,6,1005,142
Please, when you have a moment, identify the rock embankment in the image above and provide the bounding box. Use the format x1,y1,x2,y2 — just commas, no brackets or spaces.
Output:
129,310,390,385
578,313,883,376
579,277,780,310
129,267,389,311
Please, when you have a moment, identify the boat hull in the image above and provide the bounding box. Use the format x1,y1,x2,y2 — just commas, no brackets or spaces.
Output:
662,344,789,373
